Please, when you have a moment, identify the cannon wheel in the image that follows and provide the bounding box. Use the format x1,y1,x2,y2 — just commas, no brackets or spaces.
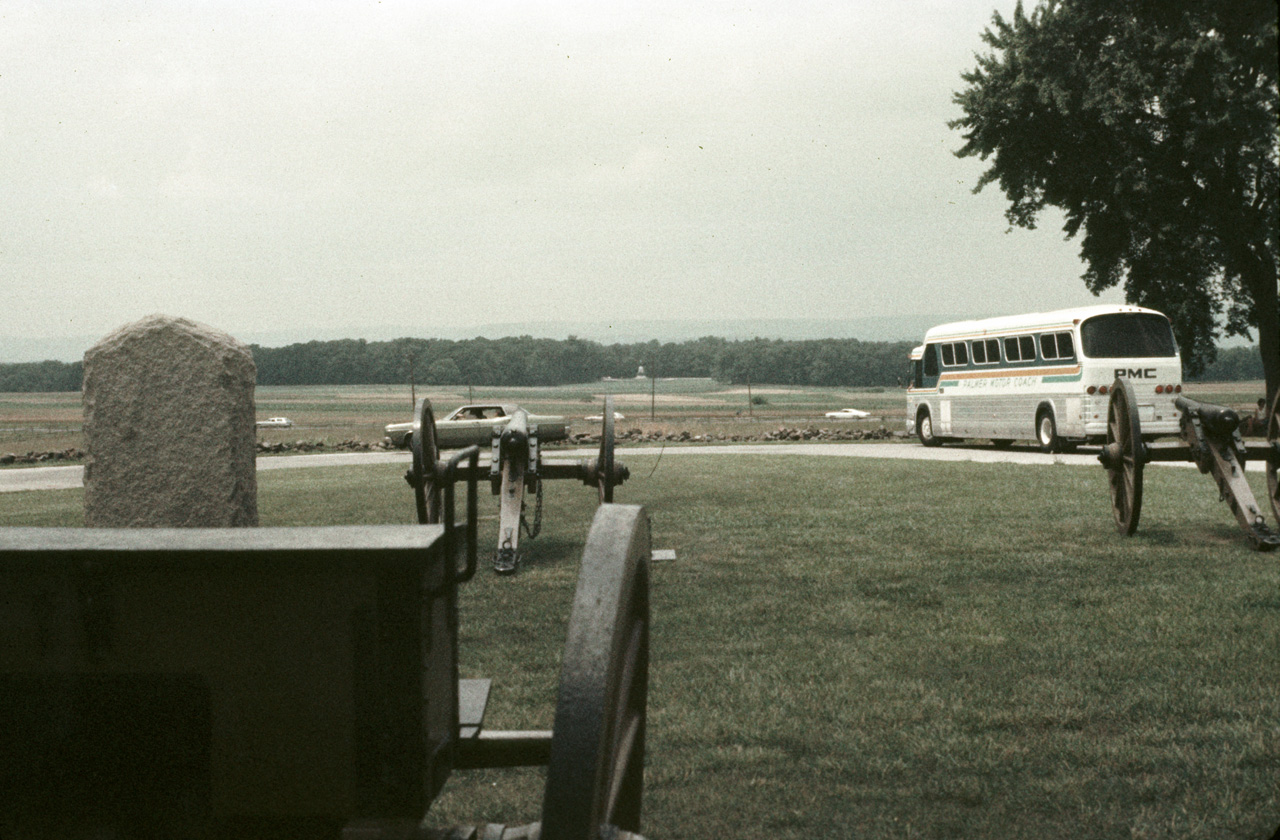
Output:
409,398,442,524
1105,378,1145,535
542,504,650,839
1268,392,1280,524
597,396,617,503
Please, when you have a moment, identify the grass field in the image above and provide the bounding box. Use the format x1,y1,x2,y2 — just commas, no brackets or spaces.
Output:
0,379,1269,457
4,449,1277,839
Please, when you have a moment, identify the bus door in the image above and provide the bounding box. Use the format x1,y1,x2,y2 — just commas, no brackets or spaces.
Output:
922,344,950,433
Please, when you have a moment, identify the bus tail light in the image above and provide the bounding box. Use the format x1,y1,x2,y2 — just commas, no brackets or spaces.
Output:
1087,386,1097,395
1098,385,1109,395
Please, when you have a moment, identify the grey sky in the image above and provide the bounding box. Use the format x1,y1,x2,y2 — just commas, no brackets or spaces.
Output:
1,0,1124,356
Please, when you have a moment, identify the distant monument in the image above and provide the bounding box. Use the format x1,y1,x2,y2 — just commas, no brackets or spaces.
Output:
83,315,258,527
636,365,646,378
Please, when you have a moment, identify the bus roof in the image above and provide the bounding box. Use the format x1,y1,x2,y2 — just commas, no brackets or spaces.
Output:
920,304,1168,343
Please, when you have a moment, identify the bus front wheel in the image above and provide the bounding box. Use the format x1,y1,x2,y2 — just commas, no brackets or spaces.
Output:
917,410,942,447
1037,410,1061,453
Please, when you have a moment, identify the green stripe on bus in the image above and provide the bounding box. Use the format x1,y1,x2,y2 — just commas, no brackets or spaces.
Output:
1042,373,1083,383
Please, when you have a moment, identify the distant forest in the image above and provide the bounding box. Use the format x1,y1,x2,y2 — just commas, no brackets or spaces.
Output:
0,336,1265,393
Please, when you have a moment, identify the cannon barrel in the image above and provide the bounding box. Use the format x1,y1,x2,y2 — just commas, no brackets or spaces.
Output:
1175,395,1241,437
499,409,531,462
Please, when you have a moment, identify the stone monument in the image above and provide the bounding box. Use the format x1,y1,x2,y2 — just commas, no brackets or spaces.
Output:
83,315,258,527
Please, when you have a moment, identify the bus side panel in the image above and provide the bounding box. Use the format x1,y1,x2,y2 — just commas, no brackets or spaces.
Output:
949,393,1051,440
905,393,929,436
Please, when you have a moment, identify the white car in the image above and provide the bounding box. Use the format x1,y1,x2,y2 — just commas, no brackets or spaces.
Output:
256,416,294,428
824,408,870,420
585,411,625,422
385,404,569,449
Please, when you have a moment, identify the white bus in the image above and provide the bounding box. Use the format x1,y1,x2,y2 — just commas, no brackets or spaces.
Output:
906,304,1183,451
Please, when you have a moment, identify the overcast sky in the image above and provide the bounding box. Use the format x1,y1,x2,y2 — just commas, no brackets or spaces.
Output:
1,0,1126,356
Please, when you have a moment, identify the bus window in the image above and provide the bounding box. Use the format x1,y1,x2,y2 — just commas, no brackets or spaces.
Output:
1004,335,1037,363
1058,332,1075,358
1080,313,1177,358
940,342,968,367
972,338,999,365
1040,332,1076,361
924,344,939,376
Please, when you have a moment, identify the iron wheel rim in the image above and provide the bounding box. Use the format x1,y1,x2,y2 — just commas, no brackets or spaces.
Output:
1105,380,1144,535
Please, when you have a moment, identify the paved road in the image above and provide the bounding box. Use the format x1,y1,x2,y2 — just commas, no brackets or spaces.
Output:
2,441,1263,494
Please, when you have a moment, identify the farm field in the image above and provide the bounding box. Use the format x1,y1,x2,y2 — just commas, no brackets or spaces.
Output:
0,380,1270,459
0,381,910,458
3,450,1277,838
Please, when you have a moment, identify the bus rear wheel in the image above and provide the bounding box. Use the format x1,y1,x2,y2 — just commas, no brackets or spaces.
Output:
1037,411,1061,453
917,409,942,447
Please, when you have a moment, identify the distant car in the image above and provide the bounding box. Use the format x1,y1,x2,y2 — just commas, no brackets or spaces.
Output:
585,411,625,422
385,404,570,449
824,408,870,420
256,417,294,428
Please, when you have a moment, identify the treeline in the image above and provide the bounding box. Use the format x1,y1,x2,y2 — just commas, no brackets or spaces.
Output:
248,336,916,388
1188,345,1266,382
0,360,83,392
0,336,912,391
0,336,1264,392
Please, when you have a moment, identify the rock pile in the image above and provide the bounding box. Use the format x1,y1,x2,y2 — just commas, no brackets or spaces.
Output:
557,426,901,446
1,448,86,465
257,439,398,454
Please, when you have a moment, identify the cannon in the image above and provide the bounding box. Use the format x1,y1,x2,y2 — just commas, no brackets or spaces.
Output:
406,398,630,574
1098,378,1280,550
0,455,653,839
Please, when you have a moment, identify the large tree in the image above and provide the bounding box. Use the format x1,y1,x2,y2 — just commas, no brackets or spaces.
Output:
951,0,1279,405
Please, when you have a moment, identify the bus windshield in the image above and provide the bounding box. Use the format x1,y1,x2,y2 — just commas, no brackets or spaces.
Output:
1080,313,1178,358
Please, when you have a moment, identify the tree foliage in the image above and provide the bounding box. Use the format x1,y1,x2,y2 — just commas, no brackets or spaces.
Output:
951,0,1279,401
0,336,913,391
1191,344,1266,382
246,335,915,389
0,360,83,392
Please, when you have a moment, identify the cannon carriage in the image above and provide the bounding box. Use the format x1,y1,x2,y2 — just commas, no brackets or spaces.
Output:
1098,378,1280,550
405,398,630,574
0,447,652,839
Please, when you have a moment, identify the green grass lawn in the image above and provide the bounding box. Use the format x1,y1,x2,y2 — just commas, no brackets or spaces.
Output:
2,453,1277,839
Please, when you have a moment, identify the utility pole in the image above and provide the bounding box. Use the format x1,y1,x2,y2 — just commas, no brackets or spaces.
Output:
650,365,656,421
408,353,417,411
